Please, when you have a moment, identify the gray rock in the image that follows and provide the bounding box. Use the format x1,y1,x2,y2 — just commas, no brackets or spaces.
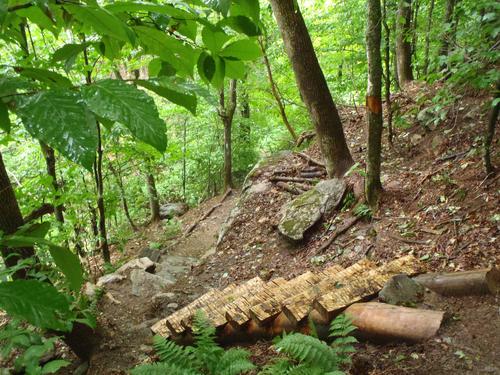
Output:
139,248,161,263
278,179,346,241
130,269,174,297
159,202,188,219
152,292,176,305
96,273,126,287
379,274,425,306
116,257,156,275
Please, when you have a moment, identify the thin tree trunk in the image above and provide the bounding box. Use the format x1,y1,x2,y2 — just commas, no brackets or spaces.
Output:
396,0,414,87
39,142,64,223
439,0,457,69
383,0,393,145
484,82,500,176
240,80,251,141
411,0,420,77
219,79,237,191
366,0,384,207
108,162,138,231
269,0,354,177
423,0,435,76
258,37,298,142
146,171,161,222
182,119,187,200
0,151,35,279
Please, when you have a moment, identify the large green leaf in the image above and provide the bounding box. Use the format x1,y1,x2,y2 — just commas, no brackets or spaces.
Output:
81,79,167,152
65,4,134,44
0,280,72,331
218,16,260,37
136,79,197,115
197,52,216,84
48,245,84,292
51,43,88,71
203,0,231,16
105,2,196,20
0,75,32,97
202,25,231,53
18,90,98,170
220,39,261,60
0,101,10,132
16,67,73,88
224,59,246,79
230,0,260,23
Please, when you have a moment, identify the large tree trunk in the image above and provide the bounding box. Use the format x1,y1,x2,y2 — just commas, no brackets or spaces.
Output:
146,171,161,222
366,0,384,207
219,79,237,191
422,0,435,76
0,151,35,279
258,37,297,142
483,82,499,176
396,0,414,87
382,0,393,145
269,0,353,178
39,142,64,223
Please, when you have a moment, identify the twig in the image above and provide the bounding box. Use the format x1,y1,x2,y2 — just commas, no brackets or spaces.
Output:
316,216,362,254
295,152,326,168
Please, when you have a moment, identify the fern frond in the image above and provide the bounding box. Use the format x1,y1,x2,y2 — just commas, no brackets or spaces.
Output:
275,333,339,372
259,358,295,375
329,314,356,338
152,335,197,369
285,364,326,375
216,348,255,375
130,362,201,375
191,310,224,373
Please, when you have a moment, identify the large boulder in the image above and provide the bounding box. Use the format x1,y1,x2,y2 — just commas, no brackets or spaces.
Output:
130,269,175,297
159,202,188,219
278,179,346,241
116,257,156,275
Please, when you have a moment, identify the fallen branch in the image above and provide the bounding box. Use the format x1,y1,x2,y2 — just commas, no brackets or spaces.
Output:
316,216,362,254
185,190,232,235
270,176,317,183
300,171,325,178
295,152,325,168
388,234,432,246
435,148,470,164
295,131,316,147
275,182,305,195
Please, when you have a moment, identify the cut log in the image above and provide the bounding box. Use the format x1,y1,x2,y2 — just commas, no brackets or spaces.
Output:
413,267,500,296
344,302,444,342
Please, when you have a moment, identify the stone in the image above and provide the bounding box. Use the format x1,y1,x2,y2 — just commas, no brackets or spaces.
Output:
159,202,188,219
139,248,161,263
152,292,176,305
116,257,156,275
379,274,425,306
130,269,174,297
166,302,179,310
83,282,98,298
96,273,126,287
278,179,346,241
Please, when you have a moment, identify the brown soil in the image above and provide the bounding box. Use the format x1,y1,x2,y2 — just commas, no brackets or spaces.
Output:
71,82,499,374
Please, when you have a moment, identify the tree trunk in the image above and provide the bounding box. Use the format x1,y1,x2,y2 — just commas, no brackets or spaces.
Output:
0,151,35,279
366,0,384,207
269,0,354,178
182,119,187,200
39,142,64,223
258,37,297,142
382,0,393,145
483,82,499,176
411,0,420,77
396,0,414,87
423,0,435,76
439,0,457,69
146,171,161,222
219,79,237,191
108,162,138,231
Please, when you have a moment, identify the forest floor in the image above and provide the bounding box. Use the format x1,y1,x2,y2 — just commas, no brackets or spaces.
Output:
74,82,498,374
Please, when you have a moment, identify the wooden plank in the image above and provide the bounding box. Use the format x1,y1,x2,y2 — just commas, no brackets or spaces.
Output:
282,258,376,324
313,255,420,320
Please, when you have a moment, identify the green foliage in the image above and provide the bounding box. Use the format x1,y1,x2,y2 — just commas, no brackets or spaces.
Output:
260,314,357,375
132,312,255,375
354,204,372,220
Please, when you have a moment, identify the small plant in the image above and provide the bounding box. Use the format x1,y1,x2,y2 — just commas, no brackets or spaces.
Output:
131,311,255,375
354,204,372,219
260,314,357,374
341,191,355,212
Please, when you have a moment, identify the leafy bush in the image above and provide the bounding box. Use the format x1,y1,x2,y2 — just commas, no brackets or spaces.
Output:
260,314,357,375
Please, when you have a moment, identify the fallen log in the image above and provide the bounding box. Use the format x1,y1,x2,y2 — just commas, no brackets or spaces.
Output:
295,151,325,168
344,302,444,343
300,171,326,178
270,176,317,183
413,267,500,296
275,181,306,195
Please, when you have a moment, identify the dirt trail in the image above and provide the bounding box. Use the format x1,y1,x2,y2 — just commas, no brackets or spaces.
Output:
86,192,237,374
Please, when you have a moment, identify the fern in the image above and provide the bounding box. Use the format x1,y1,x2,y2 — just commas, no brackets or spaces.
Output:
216,348,256,375
152,335,197,368
329,314,358,364
130,362,200,375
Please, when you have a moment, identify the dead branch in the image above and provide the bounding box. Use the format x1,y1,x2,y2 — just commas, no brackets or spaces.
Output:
275,182,306,195
294,152,326,168
300,171,326,178
295,131,316,147
270,176,317,183
388,234,432,245
316,216,362,254
23,203,56,223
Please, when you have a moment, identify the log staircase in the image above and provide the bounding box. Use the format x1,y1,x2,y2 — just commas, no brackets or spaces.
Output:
151,255,421,341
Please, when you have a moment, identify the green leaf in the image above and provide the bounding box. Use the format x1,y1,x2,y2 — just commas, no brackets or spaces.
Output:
202,25,231,53
0,280,72,331
197,52,216,84
0,75,32,97
211,56,225,90
42,359,70,374
224,59,246,79
48,245,84,292
16,67,72,88
230,0,260,23
0,101,10,133
105,2,196,20
220,39,261,60
51,43,88,65
16,6,55,32
65,4,134,44
219,16,261,37
17,90,98,170
81,79,167,152
203,0,231,16
136,79,197,115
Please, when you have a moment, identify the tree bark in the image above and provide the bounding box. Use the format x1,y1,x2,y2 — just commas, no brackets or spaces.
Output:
439,0,457,69
383,0,393,145
411,0,420,77
39,142,64,223
483,82,499,176
0,151,35,279
146,171,161,222
93,122,109,263
108,162,138,231
422,0,435,76
258,37,297,142
366,0,384,207
269,0,354,178
219,79,237,191
396,0,414,87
